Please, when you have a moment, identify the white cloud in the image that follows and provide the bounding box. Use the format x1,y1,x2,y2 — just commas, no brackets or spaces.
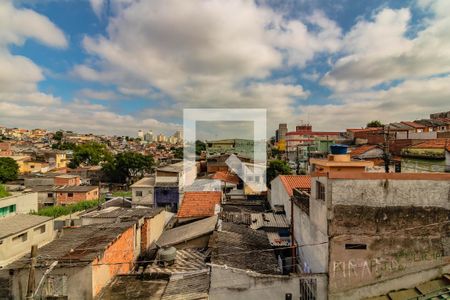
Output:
90,0,105,18
322,2,450,92
78,88,118,100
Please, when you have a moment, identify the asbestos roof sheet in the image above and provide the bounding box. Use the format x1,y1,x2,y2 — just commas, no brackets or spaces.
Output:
6,222,134,269
156,215,218,248
209,222,281,275
249,213,289,230
162,271,210,300
98,276,168,300
0,214,52,239
146,249,208,275
81,206,163,220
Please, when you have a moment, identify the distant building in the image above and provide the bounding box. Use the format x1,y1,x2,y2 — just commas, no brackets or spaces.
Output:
276,123,288,151
206,139,254,159
137,129,144,140
144,130,154,142
32,185,99,208
130,176,155,206
430,110,450,119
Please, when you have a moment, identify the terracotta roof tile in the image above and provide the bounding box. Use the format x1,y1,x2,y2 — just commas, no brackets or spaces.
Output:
177,191,222,218
411,139,449,149
211,171,239,185
350,145,379,157
400,121,426,129
279,175,311,196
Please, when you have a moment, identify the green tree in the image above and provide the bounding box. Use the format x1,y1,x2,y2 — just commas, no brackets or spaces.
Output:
266,159,291,185
366,120,383,128
52,141,76,150
195,140,206,155
0,157,19,183
104,152,154,184
68,142,112,168
0,184,10,198
172,147,183,159
53,130,63,141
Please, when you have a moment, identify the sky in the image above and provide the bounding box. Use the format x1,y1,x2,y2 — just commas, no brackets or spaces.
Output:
1,0,450,138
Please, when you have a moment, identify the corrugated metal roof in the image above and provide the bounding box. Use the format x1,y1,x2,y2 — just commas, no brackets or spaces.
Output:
162,271,209,300
249,213,289,230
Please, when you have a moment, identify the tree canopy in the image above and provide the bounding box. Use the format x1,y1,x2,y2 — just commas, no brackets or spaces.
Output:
0,157,19,183
366,120,383,128
103,151,154,184
195,140,206,155
68,142,112,168
266,159,291,184
53,130,63,141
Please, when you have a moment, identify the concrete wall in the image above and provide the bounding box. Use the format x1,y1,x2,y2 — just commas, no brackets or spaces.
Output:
24,177,54,187
268,176,290,211
327,177,450,295
210,266,303,300
143,211,166,250
396,131,437,139
0,218,54,267
9,265,92,300
0,192,38,215
330,178,450,208
131,186,154,206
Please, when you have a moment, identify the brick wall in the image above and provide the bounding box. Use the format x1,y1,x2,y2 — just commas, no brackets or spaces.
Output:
56,188,98,205
54,176,81,186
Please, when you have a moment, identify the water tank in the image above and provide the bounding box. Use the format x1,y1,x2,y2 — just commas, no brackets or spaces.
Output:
330,144,348,155
158,247,177,266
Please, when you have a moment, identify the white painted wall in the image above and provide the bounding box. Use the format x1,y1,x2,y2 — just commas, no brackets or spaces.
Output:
269,176,290,212
0,192,38,215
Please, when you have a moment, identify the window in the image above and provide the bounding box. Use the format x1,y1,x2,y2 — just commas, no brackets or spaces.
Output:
0,204,16,217
135,191,143,197
345,243,367,250
47,193,53,198
30,165,35,169
68,192,73,197
34,224,46,234
13,232,27,243
316,181,325,200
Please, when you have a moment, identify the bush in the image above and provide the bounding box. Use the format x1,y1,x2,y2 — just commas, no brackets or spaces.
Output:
33,199,100,218
0,185,10,198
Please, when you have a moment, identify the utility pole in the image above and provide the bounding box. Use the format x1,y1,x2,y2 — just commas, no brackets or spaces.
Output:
26,245,38,299
382,125,391,173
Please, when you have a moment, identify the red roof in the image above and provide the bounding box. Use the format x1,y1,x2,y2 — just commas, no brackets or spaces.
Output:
411,139,450,149
401,121,426,129
177,191,222,218
286,131,341,136
347,127,382,133
211,171,239,185
350,145,379,157
279,175,311,196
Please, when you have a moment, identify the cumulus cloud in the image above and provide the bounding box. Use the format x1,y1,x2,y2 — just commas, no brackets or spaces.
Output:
322,1,450,92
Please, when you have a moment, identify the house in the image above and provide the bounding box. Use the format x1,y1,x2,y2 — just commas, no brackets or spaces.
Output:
2,222,139,299
286,126,342,153
0,214,54,267
184,178,222,192
0,192,38,217
349,145,384,165
414,119,448,132
269,175,311,210
310,152,374,174
401,121,428,133
177,191,222,223
0,142,12,156
401,139,449,159
211,171,239,189
206,138,255,158
208,222,305,300
130,176,155,206
32,185,99,208
80,207,166,252
291,169,450,299
53,174,81,186
156,215,218,249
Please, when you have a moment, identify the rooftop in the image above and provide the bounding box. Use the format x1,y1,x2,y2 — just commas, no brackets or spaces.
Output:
209,222,281,274
211,171,239,185
146,248,208,275
162,271,210,300
350,145,380,157
249,213,289,230
410,138,449,149
156,215,218,248
6,222,134,269
401,121,426,129
321,171,450,181
130,176,155,188
0,214,52,239
31,185,98,193
278,175,311,196
81,207,163,220
177,192,222,219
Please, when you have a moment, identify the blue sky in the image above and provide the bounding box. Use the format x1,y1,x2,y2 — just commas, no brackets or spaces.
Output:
1,0,450,137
